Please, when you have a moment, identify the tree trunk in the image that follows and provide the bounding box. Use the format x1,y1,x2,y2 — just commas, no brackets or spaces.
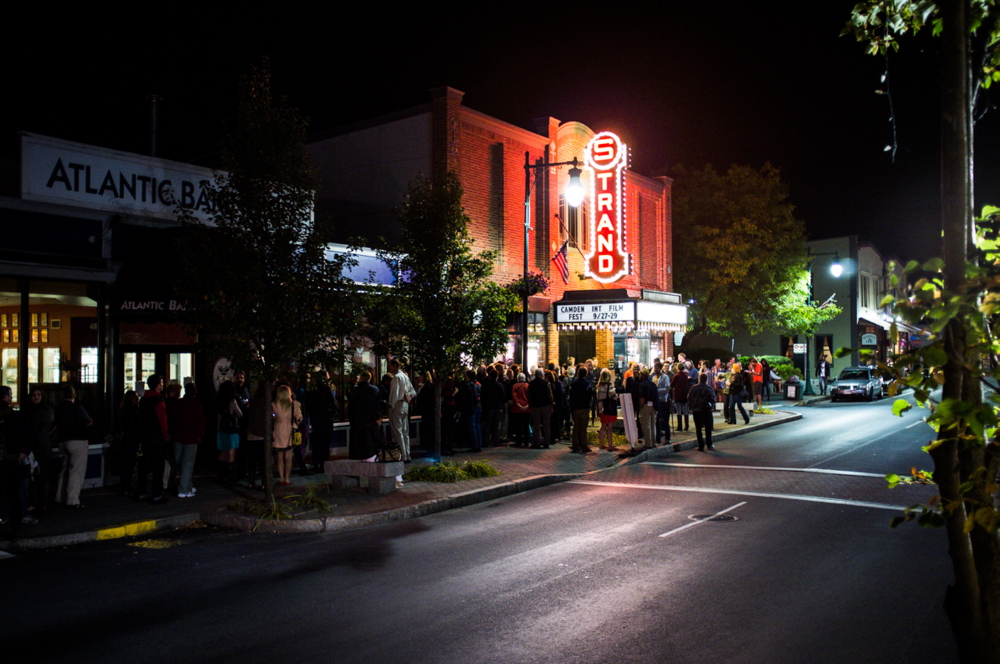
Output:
434,380,443,459
936,1,1000,661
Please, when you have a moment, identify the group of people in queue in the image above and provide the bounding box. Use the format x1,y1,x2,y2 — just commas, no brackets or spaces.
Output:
1,383,94,536
398,353,775,458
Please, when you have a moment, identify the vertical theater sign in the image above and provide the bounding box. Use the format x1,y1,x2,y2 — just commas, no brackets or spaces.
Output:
583,131,629,283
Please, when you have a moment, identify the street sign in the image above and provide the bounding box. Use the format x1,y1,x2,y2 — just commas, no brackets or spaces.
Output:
793,343,806,354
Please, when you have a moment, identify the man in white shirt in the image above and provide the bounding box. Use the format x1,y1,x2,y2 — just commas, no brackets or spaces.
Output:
388,358,417,462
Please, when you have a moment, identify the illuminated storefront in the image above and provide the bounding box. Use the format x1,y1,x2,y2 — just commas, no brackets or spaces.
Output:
2,134,209,429
308,88,687,371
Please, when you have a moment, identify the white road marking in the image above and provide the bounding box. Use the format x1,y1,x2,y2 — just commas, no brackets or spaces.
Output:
905,420,927,429
569,480,908,511
646,462,885,478
658,501,746,538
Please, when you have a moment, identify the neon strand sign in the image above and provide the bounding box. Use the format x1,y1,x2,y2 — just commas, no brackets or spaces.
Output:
583,131,629,282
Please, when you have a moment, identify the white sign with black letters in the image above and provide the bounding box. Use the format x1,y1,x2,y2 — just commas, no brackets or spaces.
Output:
21,133,217,223
555,301,636,323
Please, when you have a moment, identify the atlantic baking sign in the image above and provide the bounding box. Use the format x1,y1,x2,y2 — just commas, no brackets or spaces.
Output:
21,133,217,223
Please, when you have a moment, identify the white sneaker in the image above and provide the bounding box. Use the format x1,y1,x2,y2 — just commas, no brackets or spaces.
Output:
190,487,197,494
178,492,194,498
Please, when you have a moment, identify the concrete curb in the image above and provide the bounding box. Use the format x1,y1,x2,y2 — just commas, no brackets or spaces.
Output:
7,513,201,551
201,473,580,534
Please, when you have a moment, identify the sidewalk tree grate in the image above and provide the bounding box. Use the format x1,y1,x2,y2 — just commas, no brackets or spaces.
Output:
688,514,739,523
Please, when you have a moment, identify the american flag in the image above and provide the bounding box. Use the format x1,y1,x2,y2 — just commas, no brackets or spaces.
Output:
551,241,569,284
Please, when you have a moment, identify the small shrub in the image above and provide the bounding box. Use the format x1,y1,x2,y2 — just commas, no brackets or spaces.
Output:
286,484,332,512
462,460,501,478
403,459,503,482
753,406,776,415
404,460,469,483
774,365,802,381
760,355,792,367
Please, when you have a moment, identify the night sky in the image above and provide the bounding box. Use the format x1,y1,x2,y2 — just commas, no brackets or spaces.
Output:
6,3,998,262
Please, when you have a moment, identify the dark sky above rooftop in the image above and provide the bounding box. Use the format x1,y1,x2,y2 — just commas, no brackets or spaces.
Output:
6,3,998,261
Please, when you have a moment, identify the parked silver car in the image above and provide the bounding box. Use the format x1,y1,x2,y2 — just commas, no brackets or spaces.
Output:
830,366,883,402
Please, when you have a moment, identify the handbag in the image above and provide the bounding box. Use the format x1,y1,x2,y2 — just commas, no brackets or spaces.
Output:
291,430,303,446
378,442,403,462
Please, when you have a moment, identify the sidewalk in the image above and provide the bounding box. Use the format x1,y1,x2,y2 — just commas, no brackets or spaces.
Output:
1,405,802,550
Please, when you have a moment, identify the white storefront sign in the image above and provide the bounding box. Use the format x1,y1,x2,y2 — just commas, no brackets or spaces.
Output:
555,301,636,323
860,333,879,347
21,133,217,223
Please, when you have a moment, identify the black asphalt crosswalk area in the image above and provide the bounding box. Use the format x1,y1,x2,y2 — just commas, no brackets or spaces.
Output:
573,461,938,509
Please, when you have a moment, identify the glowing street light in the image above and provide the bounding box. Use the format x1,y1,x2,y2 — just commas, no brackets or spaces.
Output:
522,155,583,369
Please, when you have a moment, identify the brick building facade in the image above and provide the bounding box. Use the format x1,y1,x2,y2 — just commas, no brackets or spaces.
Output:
309,88,686,372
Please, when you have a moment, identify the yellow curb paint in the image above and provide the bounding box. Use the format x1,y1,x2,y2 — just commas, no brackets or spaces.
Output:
96,520,159,541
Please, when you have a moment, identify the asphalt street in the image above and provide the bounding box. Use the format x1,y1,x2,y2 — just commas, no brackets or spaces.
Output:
4,395,959,664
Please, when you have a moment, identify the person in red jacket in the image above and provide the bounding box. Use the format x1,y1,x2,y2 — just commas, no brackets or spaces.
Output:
173,383,206,498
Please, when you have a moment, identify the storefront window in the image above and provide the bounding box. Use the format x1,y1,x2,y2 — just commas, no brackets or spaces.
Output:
80,347,99,383
2,348,17,402
124,352,157,390
169,352,194,386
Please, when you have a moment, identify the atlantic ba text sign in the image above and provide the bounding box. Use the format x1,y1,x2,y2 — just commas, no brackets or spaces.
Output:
555,301,636,323
583,131,630,283
21,134,216,223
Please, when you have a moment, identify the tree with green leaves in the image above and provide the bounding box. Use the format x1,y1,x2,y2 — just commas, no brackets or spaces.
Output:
176,61,357,500
844,2,1000,661
671,163,839,343
365,173,516,458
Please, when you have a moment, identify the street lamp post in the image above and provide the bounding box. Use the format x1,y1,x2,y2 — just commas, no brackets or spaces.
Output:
803,250,842,396
522,152,583,370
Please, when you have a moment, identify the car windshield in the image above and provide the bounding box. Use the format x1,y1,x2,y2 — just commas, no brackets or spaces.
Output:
839,370,870,380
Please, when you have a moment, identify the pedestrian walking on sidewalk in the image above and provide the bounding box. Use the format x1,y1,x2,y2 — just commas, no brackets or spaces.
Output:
570,367,593,453
173,383,205,497
118,390,140,498
24,387,54,512
0,385,32,532
272,385,302,486
688,374,716,451
388,358,417,462
215,379,243,485
528,369,553,449
638,369,659,448
54,385,92,508
727,363,750,425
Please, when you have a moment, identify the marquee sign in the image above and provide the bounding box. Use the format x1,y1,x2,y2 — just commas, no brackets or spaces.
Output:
583,131,629,283
555,301,636,323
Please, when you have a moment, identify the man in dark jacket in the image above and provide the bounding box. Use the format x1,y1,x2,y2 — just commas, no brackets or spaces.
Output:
307,371,339,472
688,373,717,451
527,369,553,448
480,368,506,448
349,370,383,461
455,370,482,452
569,368,593,453
136,374,170,504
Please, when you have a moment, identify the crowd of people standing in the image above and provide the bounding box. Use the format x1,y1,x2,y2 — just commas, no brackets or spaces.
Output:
0,352,779,535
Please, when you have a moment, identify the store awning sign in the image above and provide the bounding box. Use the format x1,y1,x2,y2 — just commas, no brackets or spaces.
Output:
584,131,629,283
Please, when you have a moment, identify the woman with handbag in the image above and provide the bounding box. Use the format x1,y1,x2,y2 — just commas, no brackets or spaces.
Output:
272,385,302,486
596,369,618,451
